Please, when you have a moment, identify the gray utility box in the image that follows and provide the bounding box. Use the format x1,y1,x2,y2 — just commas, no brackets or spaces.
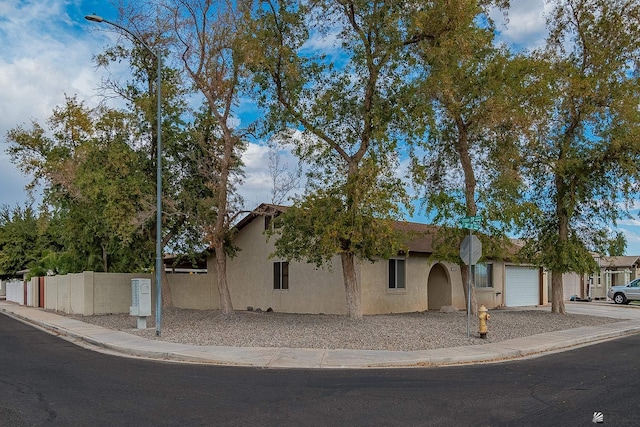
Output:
130,278,152,329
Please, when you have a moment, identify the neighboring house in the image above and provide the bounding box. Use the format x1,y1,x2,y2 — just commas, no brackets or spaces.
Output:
550,255,640,301
599,256,640,287
163,254,208,274
208,204,545,315
592,256,640,300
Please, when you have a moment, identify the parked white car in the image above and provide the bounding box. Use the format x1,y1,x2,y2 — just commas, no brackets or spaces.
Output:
608,278,640,304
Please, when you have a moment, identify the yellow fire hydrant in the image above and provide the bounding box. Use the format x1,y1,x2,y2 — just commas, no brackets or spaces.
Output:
478,304,490,339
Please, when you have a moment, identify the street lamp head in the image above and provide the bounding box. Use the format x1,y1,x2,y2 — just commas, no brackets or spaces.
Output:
85,14,104,23
83,14,158,59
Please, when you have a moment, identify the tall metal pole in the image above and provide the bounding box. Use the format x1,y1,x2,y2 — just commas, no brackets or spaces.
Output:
467,227,472,338
85,15,162,336
154,53,162,336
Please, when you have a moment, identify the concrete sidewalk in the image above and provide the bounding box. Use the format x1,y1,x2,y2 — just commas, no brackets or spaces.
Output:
1,301,639,369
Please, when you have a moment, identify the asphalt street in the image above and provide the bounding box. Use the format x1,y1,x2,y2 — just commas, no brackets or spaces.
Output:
1,313,638,426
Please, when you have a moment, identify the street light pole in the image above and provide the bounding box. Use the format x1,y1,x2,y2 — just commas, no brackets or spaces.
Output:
85,14,163,336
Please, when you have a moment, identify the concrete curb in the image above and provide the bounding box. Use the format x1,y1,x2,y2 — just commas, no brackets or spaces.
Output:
2,303,640,369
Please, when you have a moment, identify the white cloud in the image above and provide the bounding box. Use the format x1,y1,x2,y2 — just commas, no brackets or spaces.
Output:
240,143,279,208
618,218,640,227
619,226,640,255
489,0,551,50
628,200,640,211
302,30,341,53
625,228,640,243
0,1,122,208
239,140,304,208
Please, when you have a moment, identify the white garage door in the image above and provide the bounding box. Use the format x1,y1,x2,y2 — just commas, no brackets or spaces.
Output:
505,266,540,307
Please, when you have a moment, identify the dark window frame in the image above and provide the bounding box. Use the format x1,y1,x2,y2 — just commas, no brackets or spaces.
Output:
273,261,289,290
388,258,406,289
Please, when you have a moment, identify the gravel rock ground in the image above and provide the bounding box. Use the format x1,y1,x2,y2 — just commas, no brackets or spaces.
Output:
68,307,623,351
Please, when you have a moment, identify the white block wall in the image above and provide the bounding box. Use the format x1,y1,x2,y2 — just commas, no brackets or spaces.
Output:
6,281,24,305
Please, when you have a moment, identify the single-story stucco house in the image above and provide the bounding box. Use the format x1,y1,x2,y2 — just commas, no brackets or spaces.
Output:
209,204,546,315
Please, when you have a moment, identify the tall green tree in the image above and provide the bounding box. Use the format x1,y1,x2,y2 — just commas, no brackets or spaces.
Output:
408,0,527,315
90,5,243,305
0,205,41,276
251,0,513,319
92,11,197,306
164,0,250,316
6,97,153,273
520,0,640,314
250,0,451,319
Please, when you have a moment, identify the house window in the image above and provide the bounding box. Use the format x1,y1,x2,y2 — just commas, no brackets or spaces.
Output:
389,259,406,289
273,261,289,290
473,263,493,288
264,214,282,231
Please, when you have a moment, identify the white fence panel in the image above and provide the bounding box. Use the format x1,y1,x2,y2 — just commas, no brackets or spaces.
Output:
6,281,24,305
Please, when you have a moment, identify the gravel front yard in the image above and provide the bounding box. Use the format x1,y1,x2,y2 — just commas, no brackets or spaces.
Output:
68,307,623,351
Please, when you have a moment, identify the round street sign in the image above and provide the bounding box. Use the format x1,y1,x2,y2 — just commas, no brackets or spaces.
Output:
460,235,482,265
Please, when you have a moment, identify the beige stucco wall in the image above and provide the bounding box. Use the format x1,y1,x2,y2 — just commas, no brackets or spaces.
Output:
283,259,348,314
44,275,58,311
45,272,151,315
47,273,104,315
437,261,511,311
93,273,153,314
36,216,539,317
541,271,549,305
361,255,430,314
203,214,552,315
167,273,218,310
220,216,512,315
543,270,591,303
55,275,71,312
562,272,583,300
223,218,348,314
474,261,506,309
426,262,450,310
45,271,217,315
70,272,92,315
446,262,467,309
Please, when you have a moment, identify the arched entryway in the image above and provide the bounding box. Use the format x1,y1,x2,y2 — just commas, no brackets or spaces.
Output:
428,263,451,310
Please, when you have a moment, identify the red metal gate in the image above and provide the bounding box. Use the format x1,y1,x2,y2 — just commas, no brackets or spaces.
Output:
38,277,45,308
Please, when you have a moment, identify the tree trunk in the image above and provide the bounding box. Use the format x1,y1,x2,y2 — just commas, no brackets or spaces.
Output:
161,267,173,308
460,263,478,316
551,270,566,314
454,119,477,217
454,117,478,316
553,173,569,314
341,251,362,320
214,240,234,317
102,244,108,272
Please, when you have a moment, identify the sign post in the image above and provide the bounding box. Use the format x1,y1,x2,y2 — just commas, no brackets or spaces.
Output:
459,215,482,338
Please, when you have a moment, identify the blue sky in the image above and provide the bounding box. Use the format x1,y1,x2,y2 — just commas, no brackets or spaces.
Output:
1,0,639,255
